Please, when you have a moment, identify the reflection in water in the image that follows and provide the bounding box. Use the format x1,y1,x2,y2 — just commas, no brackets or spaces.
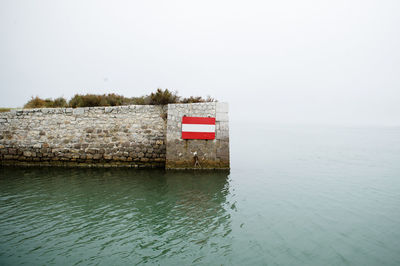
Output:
3,127,399,265
0,167,232,265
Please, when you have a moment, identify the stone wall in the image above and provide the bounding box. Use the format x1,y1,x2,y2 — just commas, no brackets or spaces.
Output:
0,103,229,169
0,106,167,167
166,102,229,169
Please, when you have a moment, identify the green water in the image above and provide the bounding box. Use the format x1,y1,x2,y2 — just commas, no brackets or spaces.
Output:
1,125,400,265
0,168,232,265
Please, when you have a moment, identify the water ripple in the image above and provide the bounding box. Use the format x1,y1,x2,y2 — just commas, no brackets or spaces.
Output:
1,126,400,265
0,167,232,265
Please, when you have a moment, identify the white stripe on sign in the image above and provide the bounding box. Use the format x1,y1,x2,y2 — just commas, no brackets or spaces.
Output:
182,124,215,133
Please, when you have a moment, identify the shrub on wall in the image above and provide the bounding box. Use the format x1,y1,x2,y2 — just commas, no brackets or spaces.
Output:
69,93,135,107
0,108,11,113
149,89,179,105
23,89,216,108
69,94,101,108
24,97,46,108
181,95,216,103
24,96,68,108
52,97,68,108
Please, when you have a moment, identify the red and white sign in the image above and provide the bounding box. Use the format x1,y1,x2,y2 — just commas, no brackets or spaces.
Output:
182,116,215,140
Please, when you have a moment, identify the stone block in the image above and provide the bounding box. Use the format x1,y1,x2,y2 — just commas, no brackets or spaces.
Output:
218,121,229,131
93,154,102,160
216,102,229,113
216,112,229,122
165,103,229,169
216,130,229,140
73,108,84,115
33,143,42,149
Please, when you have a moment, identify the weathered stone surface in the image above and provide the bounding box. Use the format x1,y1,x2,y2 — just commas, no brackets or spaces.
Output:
0,103,229,169
73,108,84,115
0,105,167,167
216,102,229,113
165,102,229,169
216,112,229,122
33,143,42,149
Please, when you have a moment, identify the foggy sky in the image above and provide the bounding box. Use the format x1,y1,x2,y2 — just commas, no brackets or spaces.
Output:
1,0,399,126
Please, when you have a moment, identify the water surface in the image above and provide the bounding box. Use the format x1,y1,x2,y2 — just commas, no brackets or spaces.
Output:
1,125,399,265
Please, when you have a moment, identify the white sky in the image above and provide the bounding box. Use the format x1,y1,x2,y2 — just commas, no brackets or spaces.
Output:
1,0,399,126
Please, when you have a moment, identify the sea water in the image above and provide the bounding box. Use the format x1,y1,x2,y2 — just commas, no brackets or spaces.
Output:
0,124,399,265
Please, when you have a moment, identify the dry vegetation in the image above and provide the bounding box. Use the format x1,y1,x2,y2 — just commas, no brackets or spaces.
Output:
23,89,216,109
0,108,11,113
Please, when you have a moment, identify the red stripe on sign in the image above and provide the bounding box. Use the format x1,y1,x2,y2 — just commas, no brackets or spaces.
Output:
182,116,215,125
182,132,215,140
